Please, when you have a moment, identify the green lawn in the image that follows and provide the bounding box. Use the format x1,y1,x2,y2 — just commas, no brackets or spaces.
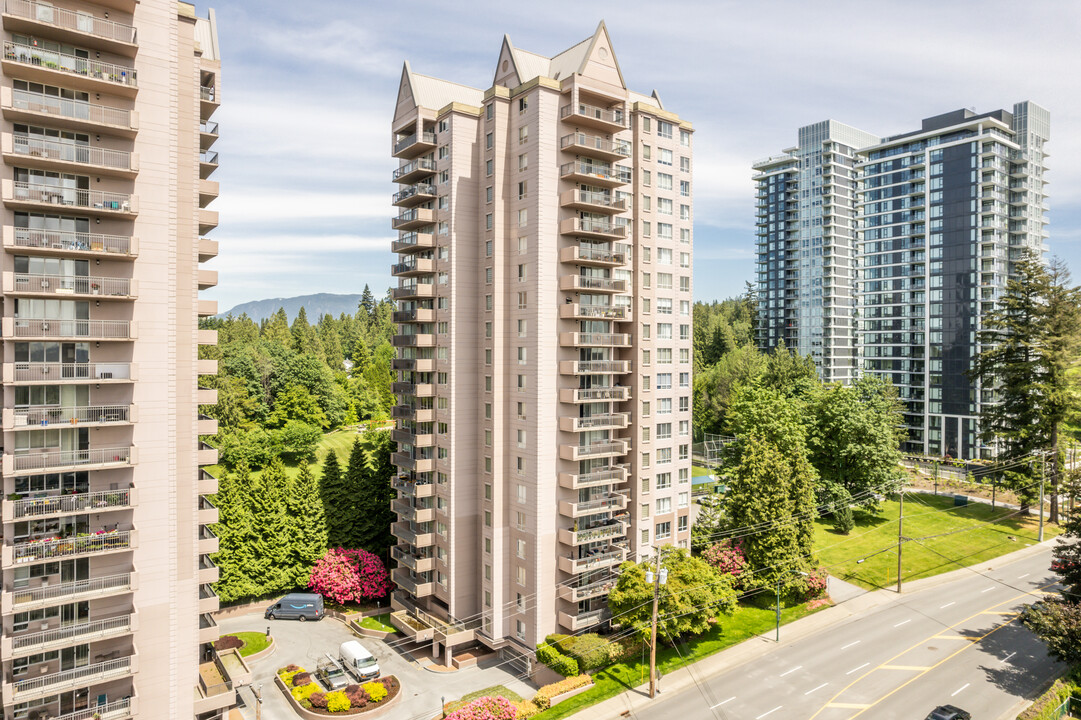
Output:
815,492,1062,590
443,685,524,714
533,600,820,720
691,464,713,477
222,631,271,658
358,613,396,633
208,424,393,481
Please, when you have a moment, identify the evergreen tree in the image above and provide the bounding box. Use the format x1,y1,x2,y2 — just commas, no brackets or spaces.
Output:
343,438,368,549
357,429,396,559
760,340,819,399
360,284,376,319
320,450,350,548
318,315,345,371
214,464,260,602
262,307,292,349
284,463,328,587
248,459,291,593
972,251,1081,517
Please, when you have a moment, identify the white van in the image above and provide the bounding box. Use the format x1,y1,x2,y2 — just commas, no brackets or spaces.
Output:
339,640,381,681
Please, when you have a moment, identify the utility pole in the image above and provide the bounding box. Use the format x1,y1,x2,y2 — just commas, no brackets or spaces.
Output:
896,491,904,594
254,684,263,720
775,575,781,642
648,546,666,699
933,460,939,496
1039,454,1045,543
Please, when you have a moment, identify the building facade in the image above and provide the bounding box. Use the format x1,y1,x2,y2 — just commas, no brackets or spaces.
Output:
754,103,1050,459
0,1,228,718
388,23,694,661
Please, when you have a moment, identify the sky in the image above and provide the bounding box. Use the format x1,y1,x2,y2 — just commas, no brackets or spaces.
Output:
203,0,1081,313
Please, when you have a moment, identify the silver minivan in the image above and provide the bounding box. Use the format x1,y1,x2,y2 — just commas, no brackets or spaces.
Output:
265,593,324,621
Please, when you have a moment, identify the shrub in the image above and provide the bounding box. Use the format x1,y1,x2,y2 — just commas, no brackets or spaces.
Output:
532,674,593,710
1017,678,1079,720
214,635,243,651
308,547,393,604
292,672,311,687
800,569,829,601
444,696,517,720
545,633,610,671
702,540,749,587
832,504,855,534
291,682,320,703
515,700,540,719
536,642,578,677
344,684,360,695
362,681,387,703
278,666,307,687
309,692,328,709
325,691,351,713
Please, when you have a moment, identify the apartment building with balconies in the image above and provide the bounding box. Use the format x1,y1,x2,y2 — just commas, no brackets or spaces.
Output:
388,22,694,664
0,1,226,718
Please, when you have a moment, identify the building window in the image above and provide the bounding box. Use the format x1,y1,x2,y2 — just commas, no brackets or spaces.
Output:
678,515,688,532
485,213,493,230
517,539,526,558
518,181,528,199
642,116,651,133
517,566,526,585
485,159,493,176
518,153,528,171
486,104,494,120
658,148,672,166
517,346,527,364
516,620,526,641
680,129,690,146
656,521,672,540
519,97,528,113
656,497,671,514
640,502,649,519
485,132,493,150
518,264,527,282
518,209,528,227
486,186,493,204
518,291,527,309
519,125,528,143
656,472,671,490
658,121,673,139
641,528,650,544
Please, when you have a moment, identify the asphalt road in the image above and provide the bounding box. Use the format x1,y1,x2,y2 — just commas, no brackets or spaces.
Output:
635,547,1064,720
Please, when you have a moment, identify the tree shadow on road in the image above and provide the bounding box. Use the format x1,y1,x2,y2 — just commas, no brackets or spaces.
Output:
976,622,1064,699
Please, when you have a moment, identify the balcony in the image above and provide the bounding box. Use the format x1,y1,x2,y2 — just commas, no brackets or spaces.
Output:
198,237,217,262
558,547,627,574
560,386,631,404
2,41,137,97
392,357,434,372
199,583,219,614
391,452,434,473
5,612,135,656
4,317,134,341
199,120,219,150
5,572,133,614
5,361,133,384
559,413,629,432
560,133,630,162
391,567,434,597
559,245,626,268
392,307,434,323
8,273,135,299
559,440,629,461
559,359,630,375
393,130,436,159
560,217,627,241
393,158,436,184
391,257,434,277
559,493,627,519
559,188,628,214
6,402,135,428
3,133,137,178
560,103,626,132
199,150,218,179
392,382,434,397
392,207,435,231
392,477,435,498
1,87,137,137
195,655,237,716
198,555,218,584
3,654,135,704
391,545,435,573
391,405,433,422
392,231,435,254
390,521,434,547
391,429,433,448
559,275,626,294
3,180,136,216
199,611,219,644
558,464,628,490
557,608,610,631
198,208,218,235
392,183,437,208
3,487,133,521
559,303,631,322
391,333,435,347
391,497,434,523
391,283,434,300
2,0,138,56
560,161,631,188
559,332,631,348
4,528,134,565
559,577,617,603
4,445,133,476
198,525,218,555
3,226,136,259
558,520,625,546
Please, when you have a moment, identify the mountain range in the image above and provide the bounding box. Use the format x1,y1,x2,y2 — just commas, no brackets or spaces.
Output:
219,293,364,323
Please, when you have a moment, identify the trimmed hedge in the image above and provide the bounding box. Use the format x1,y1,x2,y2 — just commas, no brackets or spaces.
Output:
532,674,593,711
545,633,614,672
1017,679,1078,720
536,642,579,677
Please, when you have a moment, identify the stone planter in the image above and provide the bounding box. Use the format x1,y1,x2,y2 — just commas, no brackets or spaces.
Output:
548,682,593,708
243,635,276,664
274,674,403,720
348,617,399,641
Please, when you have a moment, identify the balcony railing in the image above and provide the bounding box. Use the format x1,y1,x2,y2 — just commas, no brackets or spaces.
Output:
573,441,627,458
572,361,628,374
560,133,630,157
12,613,132,651
11,135,132,170
12,181,133,212
4,42,137,88
393,158,435,182
11,227,132,254
12,446,131,472
393,184,436,204
563,275,626,292
13,319,131,339
14,273,131,297
560,103,625,127
200,86,217,102
49,697,132,720
10,529,132,562
12,655,131,696
560,161,631,184
13,362,131,382
5,0,137,44
10,572,131,607
10,488,131,518
200,120,219,136
394,131,436,155
9,88,132,128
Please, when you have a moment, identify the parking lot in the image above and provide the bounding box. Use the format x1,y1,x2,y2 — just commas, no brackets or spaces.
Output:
219,612,535,720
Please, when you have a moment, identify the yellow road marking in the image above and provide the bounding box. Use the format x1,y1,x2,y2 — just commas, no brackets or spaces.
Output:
826,704,871,709
982,611,1019,616
881,665,931,671
809,581,1056,720
933,634,980,640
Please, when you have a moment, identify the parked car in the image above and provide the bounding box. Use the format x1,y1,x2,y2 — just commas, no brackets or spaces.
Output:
265,593,324,621
925,705,971,720
339,640,380,681
316,653,349,691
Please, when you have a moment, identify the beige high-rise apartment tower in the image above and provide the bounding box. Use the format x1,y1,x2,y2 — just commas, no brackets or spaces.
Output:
389,23,695,663
0,1,228,718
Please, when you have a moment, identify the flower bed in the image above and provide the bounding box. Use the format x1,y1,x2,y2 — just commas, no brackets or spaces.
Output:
275,665,402,718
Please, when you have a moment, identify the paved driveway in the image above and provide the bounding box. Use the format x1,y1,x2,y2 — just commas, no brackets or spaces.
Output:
219,612,535,720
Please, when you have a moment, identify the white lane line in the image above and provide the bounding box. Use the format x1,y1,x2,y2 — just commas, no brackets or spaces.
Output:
846,662,870,675
940,601,956,609
1001,651,1017,664
951,683,970,697
1018,573,1030,579
981,587,995,593
710,697,735,709
804,683,829,696
756,707,783,719
893,619,911,628
779,666,802,677
841,640,861,650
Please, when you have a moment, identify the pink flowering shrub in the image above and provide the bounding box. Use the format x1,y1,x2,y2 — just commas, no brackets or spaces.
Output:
702,540,749,587
800,569,829,601
307,548,392,604
445,696,518,720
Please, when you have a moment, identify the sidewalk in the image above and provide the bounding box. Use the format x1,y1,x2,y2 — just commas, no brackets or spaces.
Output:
569,537,1062,720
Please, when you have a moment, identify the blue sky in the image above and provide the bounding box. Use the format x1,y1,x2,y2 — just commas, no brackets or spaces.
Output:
204,0,1081,313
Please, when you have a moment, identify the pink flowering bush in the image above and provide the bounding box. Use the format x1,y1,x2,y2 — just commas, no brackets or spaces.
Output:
307,548,392,604
800,569,829,601
702,540,749,587
445,696,517,720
